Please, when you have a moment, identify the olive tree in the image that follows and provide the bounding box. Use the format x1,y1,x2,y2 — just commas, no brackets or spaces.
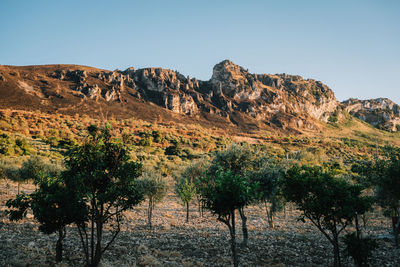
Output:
197,168,259,267
138,170,167,229
63,124,144,267
249,158,285,228
176,160,207,222
281,165,373,267
176,177,196,223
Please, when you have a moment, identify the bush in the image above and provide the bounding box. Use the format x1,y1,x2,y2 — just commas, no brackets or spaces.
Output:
15,138,31,155
342,232,377,267
165,140,182,156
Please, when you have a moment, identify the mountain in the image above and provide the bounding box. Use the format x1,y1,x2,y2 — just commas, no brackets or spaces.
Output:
342,98,400,132
0,60,342,133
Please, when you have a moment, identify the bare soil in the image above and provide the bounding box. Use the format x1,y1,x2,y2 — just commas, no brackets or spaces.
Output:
0,181,398,267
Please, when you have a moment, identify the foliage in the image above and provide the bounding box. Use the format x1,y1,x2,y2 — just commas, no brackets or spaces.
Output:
281,165,374,267
19,156,61,181
177,160,207,221
138,170,167,228
6,175,86,262
63,124,144,266
209,143,259,246
165,140,182,156
342,232,377,267
250,157,285,227
176,177,196,223
197,168,259,267
354,146,400,246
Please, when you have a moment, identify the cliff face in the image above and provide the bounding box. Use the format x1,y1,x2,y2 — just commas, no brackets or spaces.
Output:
342,98,400,132
0,60,341,132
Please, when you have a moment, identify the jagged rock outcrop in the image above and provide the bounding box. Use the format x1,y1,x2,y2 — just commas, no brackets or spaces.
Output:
0,60,342,131
342,98,400,131
208,60,339,127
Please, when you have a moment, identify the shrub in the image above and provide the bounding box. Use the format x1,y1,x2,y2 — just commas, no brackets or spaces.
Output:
342,232,377,267
165,140,182,156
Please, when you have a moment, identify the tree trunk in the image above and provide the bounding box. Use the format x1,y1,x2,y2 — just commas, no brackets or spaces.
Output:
148,198,153,229
91,217,95,264
238,207,248,246
55,227,65,262
283,205,287,219
186,201,189,223
92,221,103,267
393,216,400,248
267,206,274,228
229,210,238,267
198,200,201,217
332,234,341,267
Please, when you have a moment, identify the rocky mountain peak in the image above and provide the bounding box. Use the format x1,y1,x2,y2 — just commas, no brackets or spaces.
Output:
342,98,400,131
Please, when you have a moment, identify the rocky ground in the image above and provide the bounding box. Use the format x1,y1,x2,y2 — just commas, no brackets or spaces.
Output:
0,181,399,267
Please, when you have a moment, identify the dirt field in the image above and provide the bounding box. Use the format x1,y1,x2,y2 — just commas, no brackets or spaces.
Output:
0,180,398,267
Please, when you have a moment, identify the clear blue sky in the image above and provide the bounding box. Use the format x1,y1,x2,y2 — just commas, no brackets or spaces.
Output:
1,0,399,104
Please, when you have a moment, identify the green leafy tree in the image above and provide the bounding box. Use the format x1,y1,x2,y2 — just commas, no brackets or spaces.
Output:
198,168,259,267
355,146,400,246
63,124,144,267
209,143,258,246
6,175,86,262
177,160,208,221
250,158,285,228
138,170,167,228
176,177,196,223
281,165,374,267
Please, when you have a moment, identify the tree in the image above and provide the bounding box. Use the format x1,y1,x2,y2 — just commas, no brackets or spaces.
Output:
138,170,167,229
250,158,285,228
63,124,144,267
176,176,196,223
197,168,258,267
355,147,400,247
17,156,62,194
6,175,86,262
177,160,207,221
281,165,373,267
209,143,258,246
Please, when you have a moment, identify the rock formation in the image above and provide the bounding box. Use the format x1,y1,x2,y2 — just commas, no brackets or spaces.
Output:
0,60,345,131
342,98,400,131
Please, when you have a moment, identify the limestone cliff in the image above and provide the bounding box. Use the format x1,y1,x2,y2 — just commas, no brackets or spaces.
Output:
342,98,400,132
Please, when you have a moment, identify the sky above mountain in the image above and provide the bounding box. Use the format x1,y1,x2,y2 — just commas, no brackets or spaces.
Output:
1,0,399,104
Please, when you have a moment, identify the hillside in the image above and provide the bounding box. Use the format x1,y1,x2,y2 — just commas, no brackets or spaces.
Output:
0,61,342,133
